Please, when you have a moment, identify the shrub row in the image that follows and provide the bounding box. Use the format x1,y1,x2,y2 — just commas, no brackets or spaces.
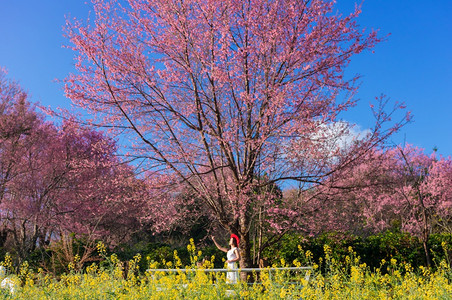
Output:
2,230,451,275
263,230,452,271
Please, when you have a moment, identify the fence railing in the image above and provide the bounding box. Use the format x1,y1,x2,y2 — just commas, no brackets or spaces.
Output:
146,266,313,283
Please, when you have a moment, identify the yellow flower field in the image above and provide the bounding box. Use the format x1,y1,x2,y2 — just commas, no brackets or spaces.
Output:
0,241,450,299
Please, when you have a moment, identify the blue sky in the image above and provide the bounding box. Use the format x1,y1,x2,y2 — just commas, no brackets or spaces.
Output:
1,1,451,156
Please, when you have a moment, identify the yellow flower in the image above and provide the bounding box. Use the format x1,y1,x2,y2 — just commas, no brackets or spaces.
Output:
173,250,182,268
280,258,286,266
187,238,196,253
2,253,13,270
97,241,107,256
68,262,75,271
280,288,287,298
390,258,397,266
345,255,351,264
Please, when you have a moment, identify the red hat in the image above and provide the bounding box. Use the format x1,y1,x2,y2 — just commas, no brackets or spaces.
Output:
230,234,240,246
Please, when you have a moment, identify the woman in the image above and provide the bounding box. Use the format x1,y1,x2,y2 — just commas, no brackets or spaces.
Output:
212,234,241,284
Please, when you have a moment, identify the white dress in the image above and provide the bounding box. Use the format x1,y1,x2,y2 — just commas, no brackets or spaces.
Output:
226,247,239,283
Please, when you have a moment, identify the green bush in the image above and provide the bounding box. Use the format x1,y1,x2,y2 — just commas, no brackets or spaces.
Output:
261,230,452,272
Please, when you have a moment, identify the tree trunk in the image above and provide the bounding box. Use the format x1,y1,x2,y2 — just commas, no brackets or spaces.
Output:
422,212,432,268
238,230,253,282
237,211,253,281
0,228,8,248
421,195,432,268
422,238,431,268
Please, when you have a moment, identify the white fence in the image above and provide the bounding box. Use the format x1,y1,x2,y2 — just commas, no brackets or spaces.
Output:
146,266,312,283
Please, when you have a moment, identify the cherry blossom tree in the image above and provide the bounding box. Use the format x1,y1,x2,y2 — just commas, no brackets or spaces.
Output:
320,145,452,267
382,146,452,267
0,69,145,261
64,0,409,267
0,69,45,253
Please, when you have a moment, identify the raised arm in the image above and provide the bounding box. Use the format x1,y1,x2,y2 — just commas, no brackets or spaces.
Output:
211,236,228,253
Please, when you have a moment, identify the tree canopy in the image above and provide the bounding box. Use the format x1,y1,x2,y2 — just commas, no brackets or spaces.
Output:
64,0,410,267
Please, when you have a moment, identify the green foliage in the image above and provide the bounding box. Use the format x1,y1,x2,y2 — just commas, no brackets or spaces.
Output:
357,230,424,270
262,231,452,272
4,230,452,280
